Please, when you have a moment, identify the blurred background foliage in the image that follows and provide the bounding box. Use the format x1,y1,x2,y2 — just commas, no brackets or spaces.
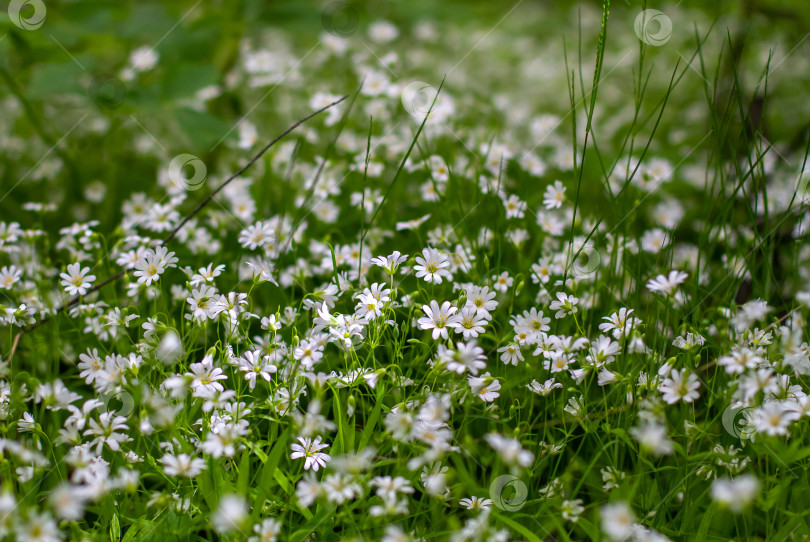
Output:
0,0,808,230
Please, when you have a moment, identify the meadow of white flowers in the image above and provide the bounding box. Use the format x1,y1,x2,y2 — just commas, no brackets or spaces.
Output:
1,1,810,540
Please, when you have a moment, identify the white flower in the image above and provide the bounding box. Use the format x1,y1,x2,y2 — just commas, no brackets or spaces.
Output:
543,180,566,209
492,271,513,293
561,498,584,522
459,496,492,511
129,46,159,72
368,20,399,43
549,291,579,319
601,501,635,540
371,251,408,274
564,395,585,417
531,258,555,284
752,401,800,436
381,525,408,542
295,473,322,507
245,258,278,285
484,433,534,467
646,270,688,296
597,368,618,386
261,314,281,332
160,453,206,478
413,247,452,284
239,221,275,250
290,436,331,471
465,285,498,316
454,305,489,339
498,343,524,366
249,518,282,542
640,228,670,253
503,194,526,219
211,494,248,534
60,263,96,296
237,350,278,389
361,70,390,96
527,378,562,396
418,300,460,340
630,422,673,456
599,308,641,339
515,307,551,340
421,462,448,496
18,412,36,432
187,285,220,321
133,247,177,286
84,411,130,452
0,265,22,290
49,483,88,520
358,292,382,320
189,263,225,287
247,518,281,542
187,353,227,396
370,476,414,501
293,339,324,370
672,332,705,350
17,512,60,542
468,372,500,402
323,473,362,503
396,213,430,231
587,335,621,366
717,346,765,374
437,341,487,375
601,466,626,492
711,475,759,513
729,299,773,333
202,422,244,458
658,369,700,404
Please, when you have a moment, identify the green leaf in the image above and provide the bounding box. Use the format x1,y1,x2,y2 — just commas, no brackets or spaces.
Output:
163,64,219,101
696,502,717,540
243,439,268,463
120,522,143,542
174,107,234,150
273,468,291,493
257,427,289,498
492,513,543,542
110,513,121,542
288,507,332,542
28,63,85,98
326,242,341,291
773,516,807,539
358,387,384,449
331,388,349,455
197,462,219,510
117,4,172,40
236,447,251,495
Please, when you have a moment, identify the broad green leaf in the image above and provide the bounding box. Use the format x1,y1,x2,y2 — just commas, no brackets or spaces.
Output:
174,107,234,149
163,64,219,101
28,62,85,97
110,513,121,542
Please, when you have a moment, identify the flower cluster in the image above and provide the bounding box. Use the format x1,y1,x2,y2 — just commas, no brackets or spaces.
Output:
0,3,808,541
